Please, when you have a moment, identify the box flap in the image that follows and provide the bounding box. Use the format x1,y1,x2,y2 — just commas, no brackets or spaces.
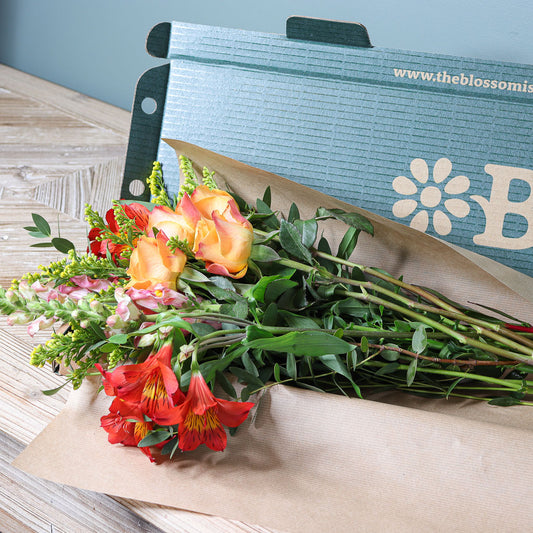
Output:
123,18,533,276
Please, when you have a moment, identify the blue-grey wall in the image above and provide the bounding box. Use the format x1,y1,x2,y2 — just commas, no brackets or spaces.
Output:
1,0,532,110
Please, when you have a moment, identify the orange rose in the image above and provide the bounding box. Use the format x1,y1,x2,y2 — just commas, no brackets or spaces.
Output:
194,199,253,279
148,194,201,245
190,185,234,220
126,235,186,290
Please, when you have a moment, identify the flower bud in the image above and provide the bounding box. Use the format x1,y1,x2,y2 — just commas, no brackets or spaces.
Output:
136,333,157,348
179,344,195,362
7,311,31,325
89,299,104,313
5,289,17,303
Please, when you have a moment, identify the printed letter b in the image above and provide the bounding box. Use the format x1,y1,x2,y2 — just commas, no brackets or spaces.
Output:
471,164,533,250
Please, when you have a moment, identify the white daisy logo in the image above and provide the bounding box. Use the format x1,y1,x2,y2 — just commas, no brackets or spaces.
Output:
392,158,471,236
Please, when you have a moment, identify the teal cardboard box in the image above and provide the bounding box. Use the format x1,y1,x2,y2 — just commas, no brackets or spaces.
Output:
123,17,533,277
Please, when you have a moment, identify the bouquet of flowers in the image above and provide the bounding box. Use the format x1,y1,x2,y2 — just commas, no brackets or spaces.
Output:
1,155,532,463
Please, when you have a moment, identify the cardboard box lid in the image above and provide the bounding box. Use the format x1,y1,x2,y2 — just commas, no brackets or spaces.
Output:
123,17,533,277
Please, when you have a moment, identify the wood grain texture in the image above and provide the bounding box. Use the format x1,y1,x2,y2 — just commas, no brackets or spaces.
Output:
0,66,277,533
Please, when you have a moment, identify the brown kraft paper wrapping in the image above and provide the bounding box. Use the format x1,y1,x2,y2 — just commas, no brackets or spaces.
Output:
13,141,533,532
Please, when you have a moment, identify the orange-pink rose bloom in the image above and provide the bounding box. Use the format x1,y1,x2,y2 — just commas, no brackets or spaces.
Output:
194,199,253,279
147,193,201,245
126,235,186,290
189,185,234,220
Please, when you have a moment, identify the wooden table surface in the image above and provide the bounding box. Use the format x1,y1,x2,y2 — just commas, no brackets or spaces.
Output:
0,64,274,533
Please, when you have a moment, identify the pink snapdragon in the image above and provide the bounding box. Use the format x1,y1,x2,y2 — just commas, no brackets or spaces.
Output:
27,315,56,337
105,287,143,336
58,275,113,302
126,284,188,312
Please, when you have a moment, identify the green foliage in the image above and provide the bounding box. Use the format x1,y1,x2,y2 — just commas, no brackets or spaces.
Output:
25,213,76,254
7,157,533,413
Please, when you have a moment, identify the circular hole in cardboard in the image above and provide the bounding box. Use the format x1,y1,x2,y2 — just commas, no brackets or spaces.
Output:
141,97,157,114
129,179,146,196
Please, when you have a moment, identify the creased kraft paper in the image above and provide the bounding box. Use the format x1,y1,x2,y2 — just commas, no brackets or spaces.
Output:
14,142,533,532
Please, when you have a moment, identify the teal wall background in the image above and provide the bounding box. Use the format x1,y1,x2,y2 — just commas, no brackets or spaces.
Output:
1,0,532,111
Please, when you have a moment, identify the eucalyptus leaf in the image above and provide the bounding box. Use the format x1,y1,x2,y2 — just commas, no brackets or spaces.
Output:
161,437,180,459
32,213,51,237
242,350,259,377
262,186,272,207
315,207,374,236
51,237,75,254
209,276,236,291
288,203,300,223
250,244,280,262
256,198,274,215
273,362,282,382
138,430,172,447
220,299,249,320
180,267,211,282
381,344,400,361
286,352,297,380
264,278,299,304
337,226,360,260
375,362,401,375
294,218,318,248
27,231,49,239
229,367,265,391
215,371,238,399
279,220,313,264
30,242,54,248
487,396,522,406
406,358,418,386
412,325,427,354
191,322,216,337
278,309,320,329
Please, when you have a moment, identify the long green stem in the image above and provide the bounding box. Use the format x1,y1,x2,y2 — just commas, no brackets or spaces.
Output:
364,360,531,391
314,249,533,350
343,288,532,364
274,256,533,365
333,283,533,358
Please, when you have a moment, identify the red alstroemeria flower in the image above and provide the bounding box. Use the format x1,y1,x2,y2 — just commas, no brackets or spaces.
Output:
88,203,151,261
100,397,156,462
96,340,184,419
153,368,254,452
88,208,125,260
122,202,151,232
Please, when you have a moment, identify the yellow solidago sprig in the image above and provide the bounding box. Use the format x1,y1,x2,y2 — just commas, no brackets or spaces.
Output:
59,250,127,281
178,155,219,200
202,166,218,190
147,161,172,207
178,154,200,199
